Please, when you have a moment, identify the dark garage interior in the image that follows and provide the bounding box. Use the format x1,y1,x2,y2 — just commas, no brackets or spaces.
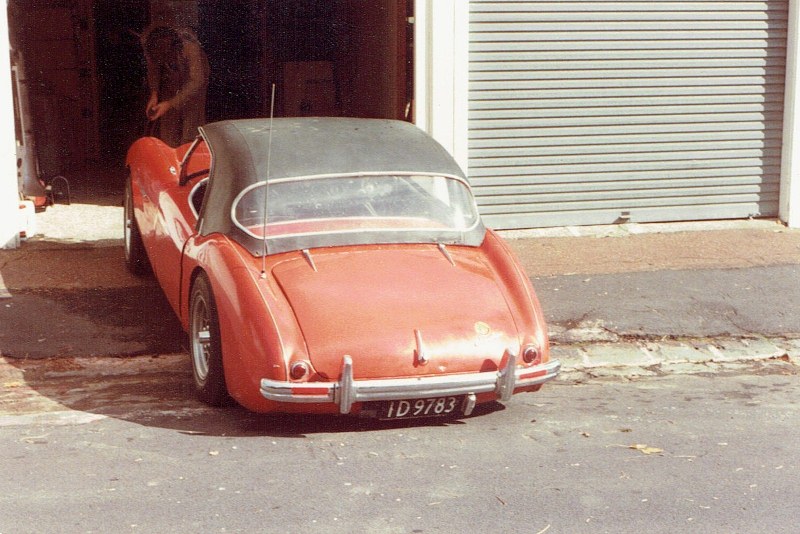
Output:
10,0,413,199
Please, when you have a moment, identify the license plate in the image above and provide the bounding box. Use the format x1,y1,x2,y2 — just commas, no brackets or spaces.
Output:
376,396,463,420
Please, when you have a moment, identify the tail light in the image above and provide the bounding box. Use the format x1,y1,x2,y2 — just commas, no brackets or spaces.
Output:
522,344,541,365
290,361,310,380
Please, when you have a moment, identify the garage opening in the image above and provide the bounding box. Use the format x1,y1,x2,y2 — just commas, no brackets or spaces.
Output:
13,0,414,198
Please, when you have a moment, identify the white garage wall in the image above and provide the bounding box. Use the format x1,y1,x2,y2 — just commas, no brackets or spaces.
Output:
1,5,19,249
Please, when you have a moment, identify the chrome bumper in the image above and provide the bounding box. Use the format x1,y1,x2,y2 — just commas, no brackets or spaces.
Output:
260,354,561,415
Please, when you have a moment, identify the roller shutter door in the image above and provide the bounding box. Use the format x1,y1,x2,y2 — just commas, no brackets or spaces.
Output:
469,1,788,229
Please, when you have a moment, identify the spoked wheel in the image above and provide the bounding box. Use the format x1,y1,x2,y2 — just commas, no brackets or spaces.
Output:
124,177,151,276
189,273,228,406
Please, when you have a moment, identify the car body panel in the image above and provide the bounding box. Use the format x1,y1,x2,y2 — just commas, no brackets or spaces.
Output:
127,137,208,316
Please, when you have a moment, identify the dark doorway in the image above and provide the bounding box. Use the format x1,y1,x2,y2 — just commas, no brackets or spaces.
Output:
198,1,264,121
92,0,412,171
95,1,150,166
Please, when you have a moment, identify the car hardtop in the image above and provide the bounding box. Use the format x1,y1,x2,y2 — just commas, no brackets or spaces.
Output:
195,117,486,256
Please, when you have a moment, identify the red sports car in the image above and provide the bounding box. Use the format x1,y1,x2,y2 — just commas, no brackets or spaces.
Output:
125,118,560,418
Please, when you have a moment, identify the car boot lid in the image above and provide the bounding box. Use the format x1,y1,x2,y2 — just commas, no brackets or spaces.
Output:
271,245,520,379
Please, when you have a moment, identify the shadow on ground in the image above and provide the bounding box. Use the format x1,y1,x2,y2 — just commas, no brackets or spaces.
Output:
1,354,505,437
0,284,185,358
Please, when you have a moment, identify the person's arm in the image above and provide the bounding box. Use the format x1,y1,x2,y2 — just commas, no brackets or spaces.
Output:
168,41,206,110
145,55,160,117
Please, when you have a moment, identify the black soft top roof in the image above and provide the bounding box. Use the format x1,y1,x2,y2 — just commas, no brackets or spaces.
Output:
196,118,484,254
202,117,465,182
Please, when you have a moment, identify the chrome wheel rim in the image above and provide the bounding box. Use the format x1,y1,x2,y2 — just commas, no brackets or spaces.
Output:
191,294,212,382
123,189,133,260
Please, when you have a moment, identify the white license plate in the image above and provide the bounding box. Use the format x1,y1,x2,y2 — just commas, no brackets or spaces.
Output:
379,396,463,419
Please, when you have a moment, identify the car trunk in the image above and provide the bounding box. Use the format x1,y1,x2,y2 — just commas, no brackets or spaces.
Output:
271,245,519,379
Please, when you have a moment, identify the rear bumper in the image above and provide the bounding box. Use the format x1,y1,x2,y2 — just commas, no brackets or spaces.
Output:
260,353,561,415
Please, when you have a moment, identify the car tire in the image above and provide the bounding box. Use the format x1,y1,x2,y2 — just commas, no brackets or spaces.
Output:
124,177,151,276
189,273,229,406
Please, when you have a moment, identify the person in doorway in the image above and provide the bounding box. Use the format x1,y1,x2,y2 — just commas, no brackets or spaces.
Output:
142,25,209,146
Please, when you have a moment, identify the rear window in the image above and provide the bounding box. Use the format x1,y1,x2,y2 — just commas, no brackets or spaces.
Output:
232,173,480,240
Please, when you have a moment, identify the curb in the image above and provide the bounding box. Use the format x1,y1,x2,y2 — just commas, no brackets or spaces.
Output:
552,336,799,380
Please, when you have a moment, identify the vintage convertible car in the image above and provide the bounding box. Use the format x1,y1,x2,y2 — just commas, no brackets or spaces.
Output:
125,118,560,418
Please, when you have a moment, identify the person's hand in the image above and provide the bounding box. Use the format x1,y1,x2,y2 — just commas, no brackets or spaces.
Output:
147,100,172,121
146,93,159,119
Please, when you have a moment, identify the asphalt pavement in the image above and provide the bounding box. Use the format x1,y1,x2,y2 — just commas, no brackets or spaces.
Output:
2,371,798,533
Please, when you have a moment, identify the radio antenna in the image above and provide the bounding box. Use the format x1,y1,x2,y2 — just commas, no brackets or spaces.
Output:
260,84,276,279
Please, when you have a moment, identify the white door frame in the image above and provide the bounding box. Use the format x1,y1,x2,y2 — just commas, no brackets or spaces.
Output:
781,0,800,228
1,5,20,249
413,0,469,176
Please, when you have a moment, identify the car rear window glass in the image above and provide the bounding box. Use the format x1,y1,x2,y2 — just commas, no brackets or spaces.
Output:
232,173,480,240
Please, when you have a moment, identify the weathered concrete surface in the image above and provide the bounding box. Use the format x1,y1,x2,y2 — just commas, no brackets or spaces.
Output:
2,209,799,533
2,344,795,425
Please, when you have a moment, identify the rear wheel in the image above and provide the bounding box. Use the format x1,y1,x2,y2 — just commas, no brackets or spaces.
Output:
124,178,151,276
189,273,228,406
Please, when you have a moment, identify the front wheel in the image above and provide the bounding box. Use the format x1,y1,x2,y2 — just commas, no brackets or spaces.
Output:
124,177,151,276
189,273,229,406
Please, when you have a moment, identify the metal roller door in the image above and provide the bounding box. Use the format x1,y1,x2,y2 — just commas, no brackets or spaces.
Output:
469,1,789,229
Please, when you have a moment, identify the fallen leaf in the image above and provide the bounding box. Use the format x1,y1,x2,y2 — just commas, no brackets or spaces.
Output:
629,444,663,455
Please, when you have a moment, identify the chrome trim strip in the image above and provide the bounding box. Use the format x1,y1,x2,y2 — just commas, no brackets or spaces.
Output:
188,177,209,220
267,171,469,186
259,358,561,414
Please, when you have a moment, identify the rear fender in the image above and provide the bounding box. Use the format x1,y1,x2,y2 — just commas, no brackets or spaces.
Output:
480,230,550,360
183,235,309,411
